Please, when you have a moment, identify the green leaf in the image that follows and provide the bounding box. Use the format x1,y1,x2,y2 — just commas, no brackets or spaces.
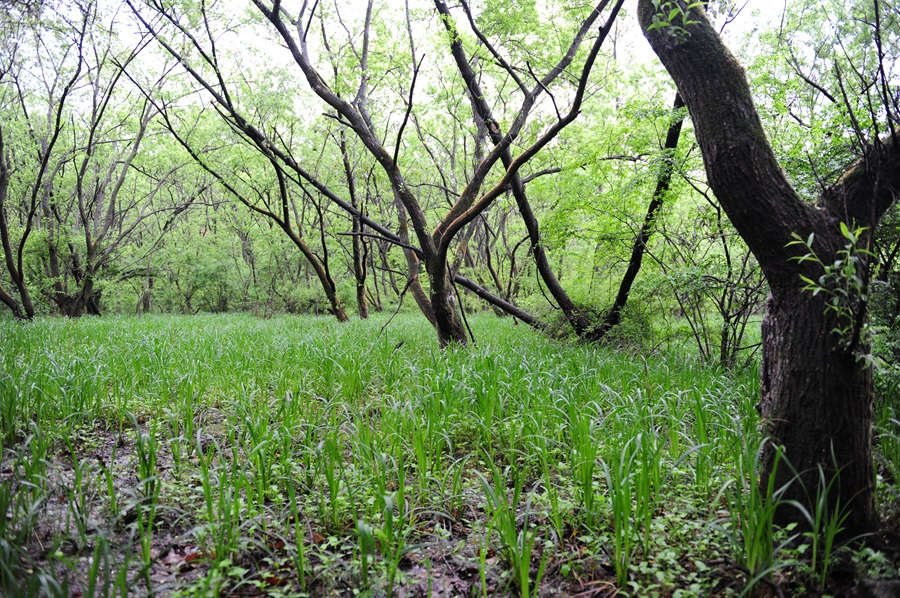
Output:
799,275,817,287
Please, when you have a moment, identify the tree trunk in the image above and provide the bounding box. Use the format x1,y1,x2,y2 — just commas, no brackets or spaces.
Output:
760,290,876,533
638,0,900,536
395,198,436,327
0,132,30,320
596,92,685,340
137,274,153,316
57,295,85,318
340,134,369,319
0,285,23,319
353,215,369,319
426,260,468,347
55,283,102,318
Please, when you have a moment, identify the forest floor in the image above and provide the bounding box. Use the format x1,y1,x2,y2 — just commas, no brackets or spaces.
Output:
1,313,899,597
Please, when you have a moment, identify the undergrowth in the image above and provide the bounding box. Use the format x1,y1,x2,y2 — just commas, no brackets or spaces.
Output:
0,313,897,596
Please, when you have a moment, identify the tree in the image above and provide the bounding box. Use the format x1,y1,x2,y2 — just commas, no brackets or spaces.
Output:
639,0,899,535
0,2,88,319
596,92,686,340
129,0,623,346
0,1,194,318
433,0,600,339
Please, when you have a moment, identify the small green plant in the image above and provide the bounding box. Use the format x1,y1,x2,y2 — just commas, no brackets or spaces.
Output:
374,492,407,597
356,518,375,590
440,455,468,519
569,411,599,527
646,0,704,36
602,435,640,588
85,535,113,597
134,422,159,502
790,463,855,592
198,443,241,563
285,478,307,591
878,413,900,491
66,456,98,546
100,444,119,520
477,456,549,598
477,524,492,598
317,436,345,531
717,437,797,596
789,223,876,358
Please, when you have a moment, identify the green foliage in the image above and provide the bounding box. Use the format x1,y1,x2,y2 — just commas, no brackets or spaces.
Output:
0,315,896,594
646,0,703,36
476,0,539,36
789,223,876,357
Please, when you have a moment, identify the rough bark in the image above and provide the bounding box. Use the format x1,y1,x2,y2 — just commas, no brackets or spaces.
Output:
638,1,900,535
760,290,876,529
427,262,468,347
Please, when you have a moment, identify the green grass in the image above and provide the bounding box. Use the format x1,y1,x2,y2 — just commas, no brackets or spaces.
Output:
0,313,895,596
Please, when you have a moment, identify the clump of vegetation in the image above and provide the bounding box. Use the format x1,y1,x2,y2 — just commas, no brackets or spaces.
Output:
1,314,897,596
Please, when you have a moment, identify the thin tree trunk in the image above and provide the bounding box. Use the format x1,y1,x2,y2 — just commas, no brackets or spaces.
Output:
395,198,436,327
594,92,685,340
353,216,369,319
0,142,28,319
340,134,369,319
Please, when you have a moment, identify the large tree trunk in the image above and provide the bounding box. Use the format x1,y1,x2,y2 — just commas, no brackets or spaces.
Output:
760,290,876,532
55,281,103,318
638,0,900,536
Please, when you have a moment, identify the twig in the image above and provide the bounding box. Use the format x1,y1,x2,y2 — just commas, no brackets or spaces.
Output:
338,231,422,256
380,278,413,337
449,264,476,346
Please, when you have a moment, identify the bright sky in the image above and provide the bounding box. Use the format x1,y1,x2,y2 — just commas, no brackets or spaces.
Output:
618,0,787,64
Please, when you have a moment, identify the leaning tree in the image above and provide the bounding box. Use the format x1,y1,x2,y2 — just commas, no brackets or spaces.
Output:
639,0,899,535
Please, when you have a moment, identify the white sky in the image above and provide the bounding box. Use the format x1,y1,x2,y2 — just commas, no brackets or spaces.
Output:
616,0,787,64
